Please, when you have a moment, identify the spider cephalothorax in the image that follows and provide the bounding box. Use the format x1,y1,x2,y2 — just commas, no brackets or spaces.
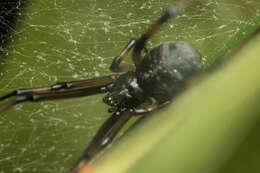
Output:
103,72,147,110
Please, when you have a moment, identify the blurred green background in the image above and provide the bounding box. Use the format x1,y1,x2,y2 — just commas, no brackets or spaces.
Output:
0,0,260,172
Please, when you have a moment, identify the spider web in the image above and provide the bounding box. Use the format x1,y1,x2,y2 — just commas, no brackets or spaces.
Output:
0,0,259,172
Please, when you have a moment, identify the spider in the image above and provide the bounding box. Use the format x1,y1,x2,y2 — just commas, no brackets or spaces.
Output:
0,6,201,173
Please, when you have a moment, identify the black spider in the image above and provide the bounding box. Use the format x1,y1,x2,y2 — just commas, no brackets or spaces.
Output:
0,6,201,172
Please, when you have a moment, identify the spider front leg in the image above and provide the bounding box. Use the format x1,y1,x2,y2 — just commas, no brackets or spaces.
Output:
71,99,169,172
0,75,118,112
71,110,134,173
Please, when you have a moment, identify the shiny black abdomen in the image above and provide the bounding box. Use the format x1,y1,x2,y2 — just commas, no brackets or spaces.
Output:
136,42,202,101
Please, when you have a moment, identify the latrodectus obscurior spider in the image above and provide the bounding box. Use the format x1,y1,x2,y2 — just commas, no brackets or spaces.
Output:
0,5,201,173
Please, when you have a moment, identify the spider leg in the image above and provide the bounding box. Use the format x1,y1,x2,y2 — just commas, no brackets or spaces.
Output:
110,39,136,73
133,100,170,115
110,8,179,72
0,85,109,112
71,99,168,172
71,110,133,173
133,7,178,68
0,75,118,112
0,75,117,101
